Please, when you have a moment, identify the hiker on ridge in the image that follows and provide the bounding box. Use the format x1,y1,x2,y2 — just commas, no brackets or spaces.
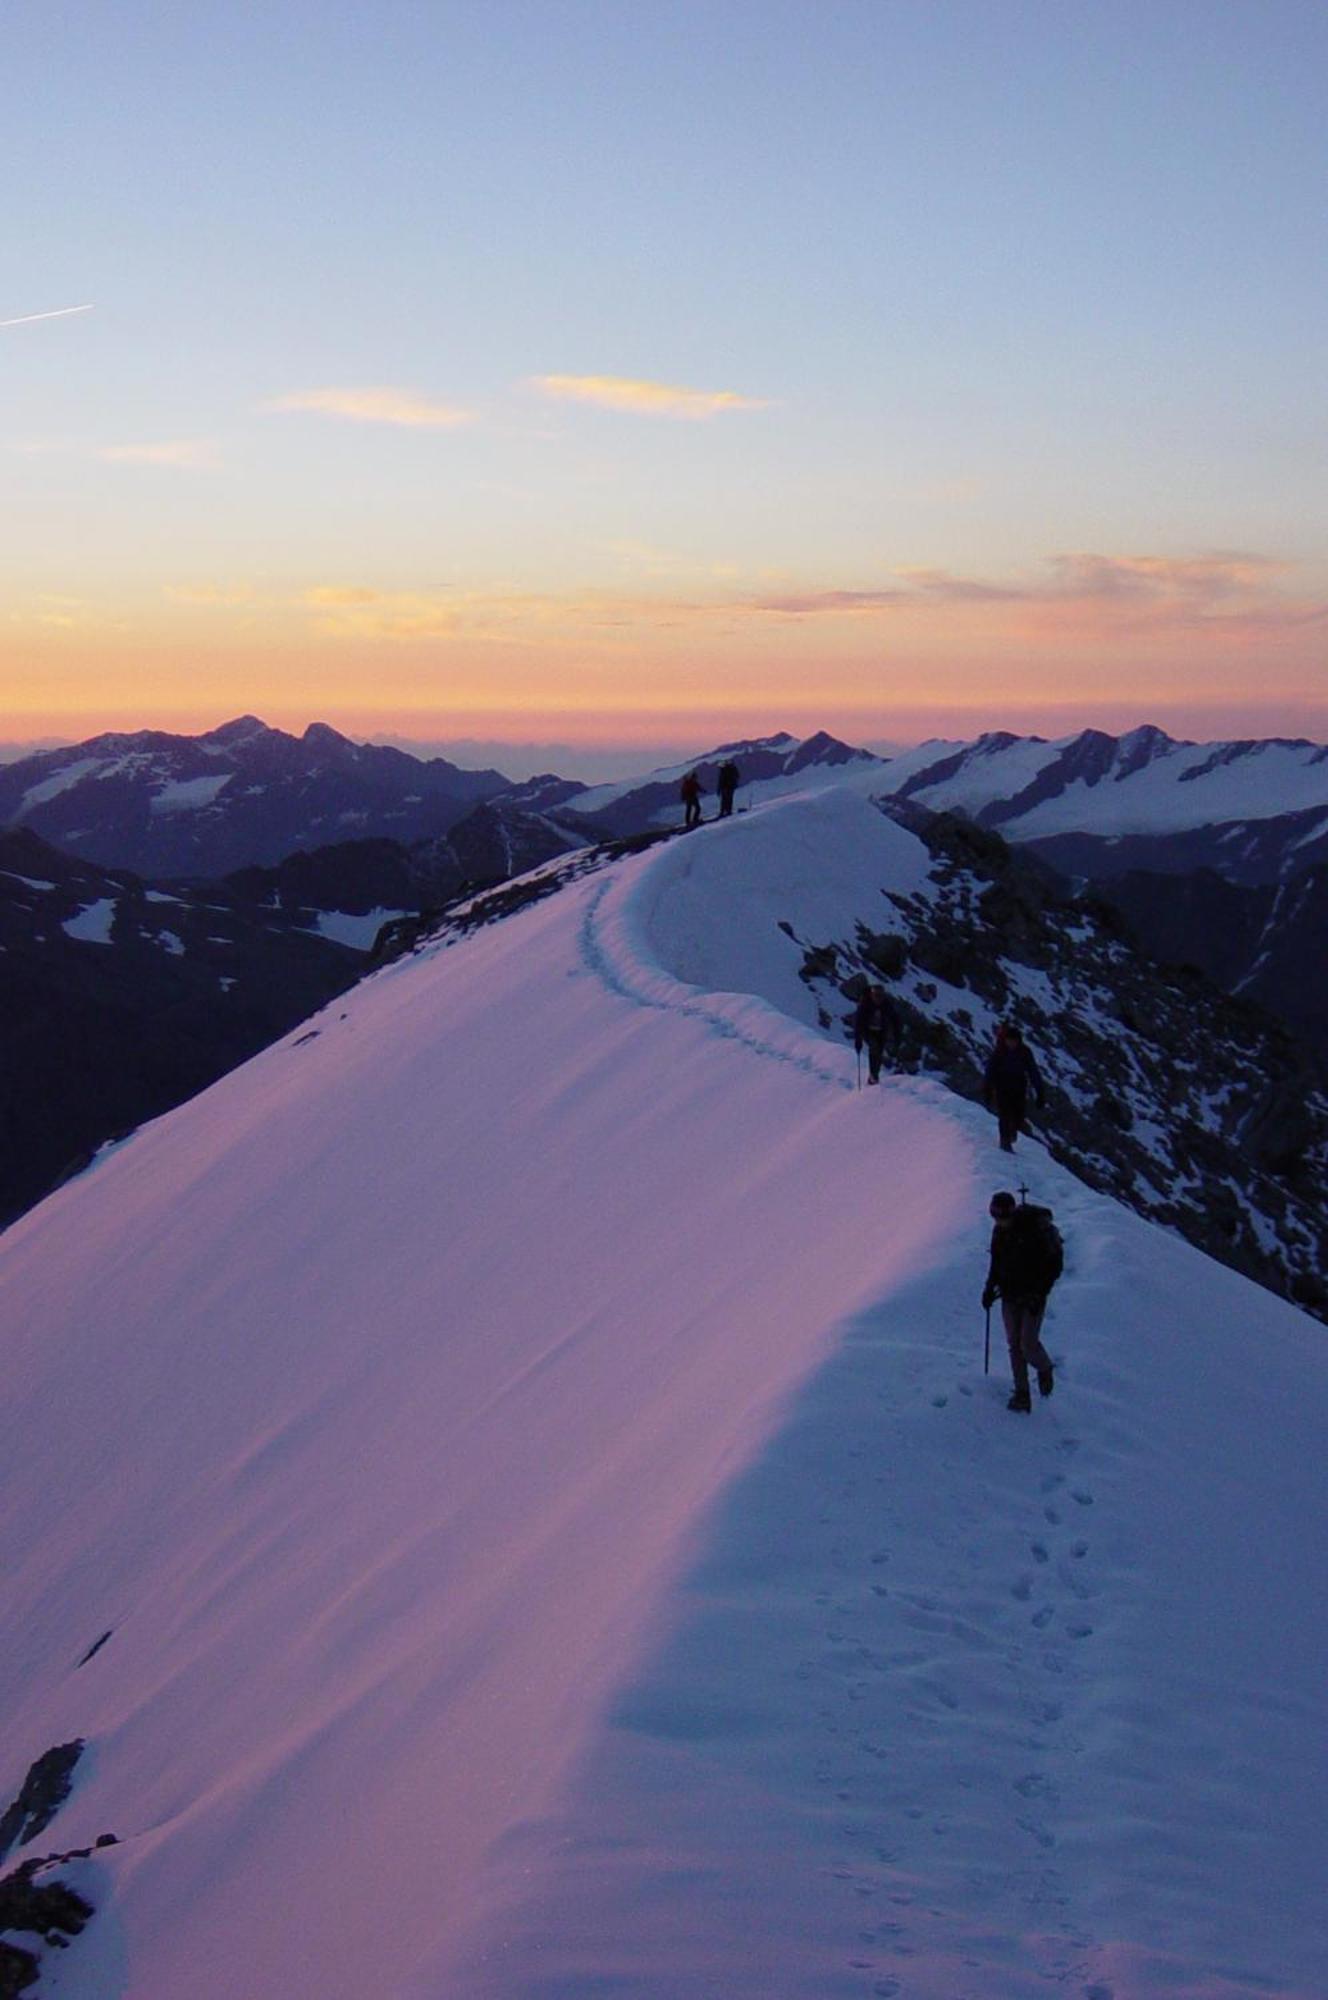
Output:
982,1190,1062,1412
716,758,740,818
680,769,703,830
984,1022,1045,1152
853,983,900,1085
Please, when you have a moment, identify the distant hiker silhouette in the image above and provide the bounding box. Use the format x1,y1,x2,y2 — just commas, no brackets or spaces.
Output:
984,1023,1045,1151
852,983,900,1084
680,770,703,829
716,758,740,818
983,1189,1063,1412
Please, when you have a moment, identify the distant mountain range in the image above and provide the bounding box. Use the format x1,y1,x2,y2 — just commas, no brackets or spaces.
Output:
0,716,510,876
884,725,1328,884
8,715,1327,888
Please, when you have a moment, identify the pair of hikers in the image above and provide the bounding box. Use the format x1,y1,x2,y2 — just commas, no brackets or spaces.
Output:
679,759,740,828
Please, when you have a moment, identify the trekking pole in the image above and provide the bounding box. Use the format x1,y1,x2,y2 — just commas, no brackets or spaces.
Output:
984,1305,991,1376
856,1045,862,1091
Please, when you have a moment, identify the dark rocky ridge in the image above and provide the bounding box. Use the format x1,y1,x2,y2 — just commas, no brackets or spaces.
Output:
0,829,361,1231
791,804,1328,1322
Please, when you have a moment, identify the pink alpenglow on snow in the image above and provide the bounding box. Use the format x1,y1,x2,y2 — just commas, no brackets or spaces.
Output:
1,787,1325,1999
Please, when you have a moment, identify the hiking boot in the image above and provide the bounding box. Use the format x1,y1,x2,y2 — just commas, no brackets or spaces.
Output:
1007,1388,1032,1413
1037,1365,1055,1399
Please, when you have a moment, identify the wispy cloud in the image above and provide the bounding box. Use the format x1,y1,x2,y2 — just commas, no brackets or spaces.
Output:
529,375,770,419
302,586,465,639
99,439,220,469
749,553,1302,626
0,304,93,330
1044,551,1289,603
164,582,254,607
288,549,1321,655
268,387,475,429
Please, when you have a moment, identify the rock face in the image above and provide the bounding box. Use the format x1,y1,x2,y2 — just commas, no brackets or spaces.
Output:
790,803,1328,1323
0,1746,83,1867
0,1744,97,1998
0,829,361,1230
1096,862,1328,1057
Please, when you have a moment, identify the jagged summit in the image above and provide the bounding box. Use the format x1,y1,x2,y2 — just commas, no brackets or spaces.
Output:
203,714,271,745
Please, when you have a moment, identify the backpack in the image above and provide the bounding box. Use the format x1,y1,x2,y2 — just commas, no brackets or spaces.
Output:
1019,1204,1063,1293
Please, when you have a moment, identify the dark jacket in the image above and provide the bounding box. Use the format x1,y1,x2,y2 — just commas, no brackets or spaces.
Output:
985,1205,1063,1306
853,992,899,1049
984,1039,1043,1111
717,760,740,795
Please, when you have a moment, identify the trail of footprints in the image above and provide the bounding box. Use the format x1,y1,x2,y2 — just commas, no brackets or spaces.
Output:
813,1384,1109,2000
1017,1469,1098,1643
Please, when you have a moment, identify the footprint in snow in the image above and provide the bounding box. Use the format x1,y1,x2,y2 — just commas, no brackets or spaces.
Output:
1014,1771,1053,1799
1067,1621,1094,1640
1011,1576,1033,1601
1072,1490,1095,1507
931,1393,948,1408
1041,1472,1065,1493
1030,1541,1050,1563
1031,1605,1055,1630
1044,1505,1062,1524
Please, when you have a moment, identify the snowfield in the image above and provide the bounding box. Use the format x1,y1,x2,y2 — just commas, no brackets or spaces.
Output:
1,790,1324,1999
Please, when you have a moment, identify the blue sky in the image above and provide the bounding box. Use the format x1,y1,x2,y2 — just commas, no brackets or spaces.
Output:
4,0,1326,745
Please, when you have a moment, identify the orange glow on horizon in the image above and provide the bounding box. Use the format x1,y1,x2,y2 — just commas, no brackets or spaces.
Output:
4,550,1324,748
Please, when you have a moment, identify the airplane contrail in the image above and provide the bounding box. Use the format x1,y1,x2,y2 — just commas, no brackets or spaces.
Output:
0,304,94,329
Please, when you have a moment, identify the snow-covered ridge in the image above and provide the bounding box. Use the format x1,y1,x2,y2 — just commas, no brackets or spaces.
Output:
1,791,1323,1999
0,795,971,1998
883,725,1328,838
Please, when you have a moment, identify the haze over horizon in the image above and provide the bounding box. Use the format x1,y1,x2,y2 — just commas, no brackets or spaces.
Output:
4,2,1325,745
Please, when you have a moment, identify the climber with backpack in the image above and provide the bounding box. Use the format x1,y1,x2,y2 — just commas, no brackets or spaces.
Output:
982,1189,1063,1412
983,1022,1045,1152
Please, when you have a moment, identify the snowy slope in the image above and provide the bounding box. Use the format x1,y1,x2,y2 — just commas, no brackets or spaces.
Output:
2,792,1325,1999
0,797,969,1998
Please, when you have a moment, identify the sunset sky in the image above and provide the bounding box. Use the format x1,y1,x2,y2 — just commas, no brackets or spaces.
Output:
4,0,1326,757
